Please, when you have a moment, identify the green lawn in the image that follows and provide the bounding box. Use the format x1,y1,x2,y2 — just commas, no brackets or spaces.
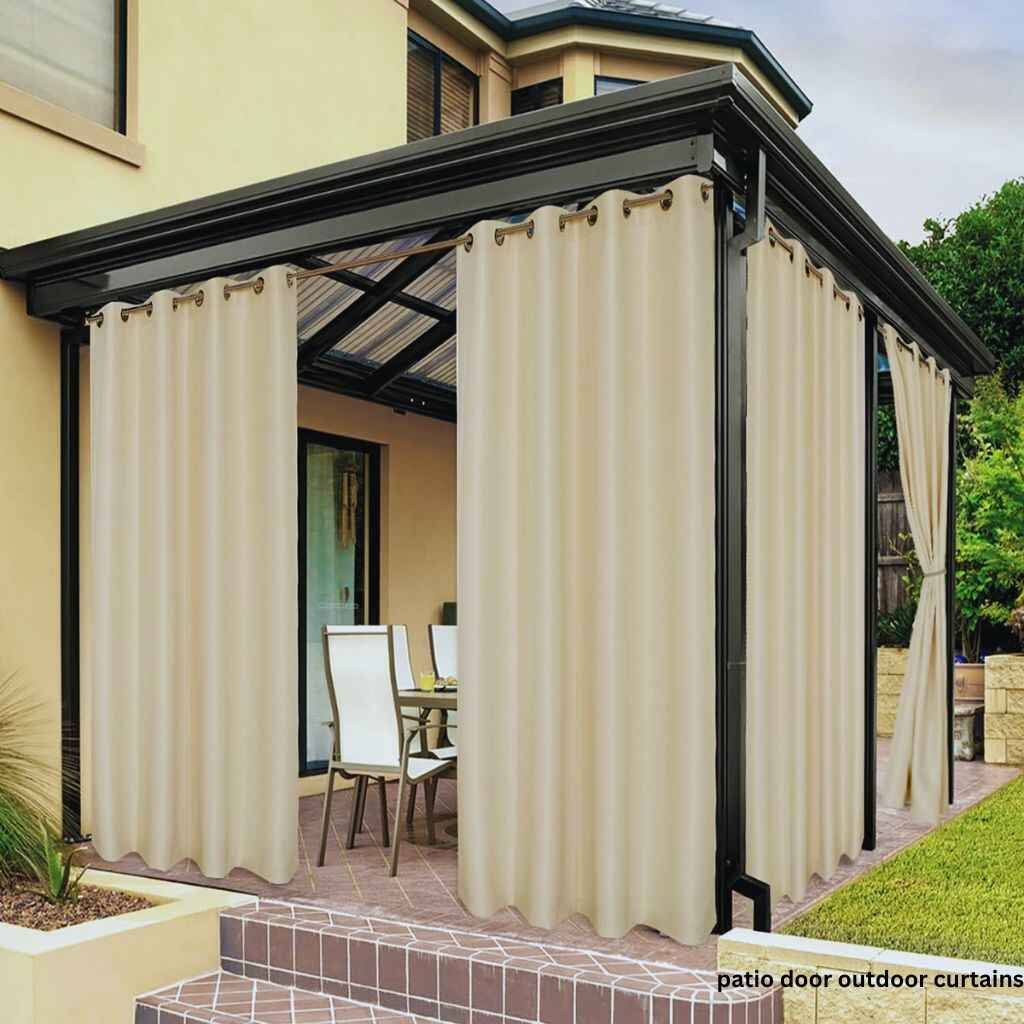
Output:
782,775,1024,965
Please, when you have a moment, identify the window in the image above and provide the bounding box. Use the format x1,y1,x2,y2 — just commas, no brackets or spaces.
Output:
0,0,126,130
407,31,477,142
511,78,563,116
595,76,645,96
298,431,380,775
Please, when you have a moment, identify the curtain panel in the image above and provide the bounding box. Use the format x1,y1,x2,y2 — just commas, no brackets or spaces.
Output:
745,227,866,903
456,175,717,944
90,267,298,883
881,326,952,825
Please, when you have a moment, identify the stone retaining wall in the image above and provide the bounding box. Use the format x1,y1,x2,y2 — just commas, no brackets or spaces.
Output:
720,929,1024,1024
985,655,1024,765
877,646,909,737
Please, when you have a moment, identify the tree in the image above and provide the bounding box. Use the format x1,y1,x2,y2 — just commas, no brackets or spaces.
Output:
955,377,1024,661
899,179,1024,390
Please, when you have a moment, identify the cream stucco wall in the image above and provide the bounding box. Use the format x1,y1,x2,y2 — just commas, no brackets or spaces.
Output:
1,0,410,821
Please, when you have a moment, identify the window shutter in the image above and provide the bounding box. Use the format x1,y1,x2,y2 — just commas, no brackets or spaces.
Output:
439,60,475,135
511,79,563,116
407,39,436,143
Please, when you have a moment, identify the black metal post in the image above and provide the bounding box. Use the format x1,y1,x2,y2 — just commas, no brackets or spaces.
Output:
714,150,770,934
947,390,958,805
863,313,878,850
60,329,84,841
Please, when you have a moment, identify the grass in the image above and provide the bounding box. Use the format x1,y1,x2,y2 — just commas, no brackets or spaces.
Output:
783,775,1024,965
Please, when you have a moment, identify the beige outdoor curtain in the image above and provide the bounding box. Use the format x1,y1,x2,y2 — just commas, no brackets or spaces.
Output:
746,227,865,904
90,267,298,883
881,326,952,825
457,175,717,944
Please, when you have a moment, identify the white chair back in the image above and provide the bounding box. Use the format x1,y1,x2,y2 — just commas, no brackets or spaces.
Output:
390,625,417,690
322,625,402,770
429,624,458,679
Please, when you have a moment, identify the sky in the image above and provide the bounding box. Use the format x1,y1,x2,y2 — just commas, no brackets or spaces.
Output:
491,0,1024,243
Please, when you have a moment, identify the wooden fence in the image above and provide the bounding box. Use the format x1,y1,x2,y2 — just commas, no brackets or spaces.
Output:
877,469,911,613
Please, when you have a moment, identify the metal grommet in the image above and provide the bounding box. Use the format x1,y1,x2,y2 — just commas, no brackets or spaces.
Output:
223,284,232,300
120,308,130,322
253,276,265,295
494,228,504,246
660,189,674,211
95,314,104,328
195,288,205,307
622,200,632,219
558,215,567,233
146,306,153,317
587,207,599,226
701,183,712,203
464,233,474,253
526,222,534,239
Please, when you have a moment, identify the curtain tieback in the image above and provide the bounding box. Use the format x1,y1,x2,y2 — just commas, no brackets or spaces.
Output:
922,568,946,578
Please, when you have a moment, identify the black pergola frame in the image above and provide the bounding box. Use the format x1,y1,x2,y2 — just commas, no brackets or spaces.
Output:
2,64,992,927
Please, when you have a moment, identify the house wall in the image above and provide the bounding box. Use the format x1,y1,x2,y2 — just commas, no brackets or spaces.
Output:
0,0,410,818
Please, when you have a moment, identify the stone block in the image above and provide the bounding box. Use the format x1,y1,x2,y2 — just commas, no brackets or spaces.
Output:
985,738,1007,764
877,711,897,738
817,976,925,1023
877,647,910,674
984,714,1024,739
1006,690,1024,715
877,674,904,696
927,989,1024,1023
984,655,1024,689
986,688,1007,715
1006,739,1024,764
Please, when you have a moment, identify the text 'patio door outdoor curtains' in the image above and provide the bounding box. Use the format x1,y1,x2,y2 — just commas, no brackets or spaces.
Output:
746,225,866,904
881,327,952,826
90,267,298,883
457,175,717,944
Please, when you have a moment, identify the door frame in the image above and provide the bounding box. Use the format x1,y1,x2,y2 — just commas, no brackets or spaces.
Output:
297,428,381,777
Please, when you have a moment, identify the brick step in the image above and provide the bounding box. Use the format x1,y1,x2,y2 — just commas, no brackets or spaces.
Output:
216,898,781,1023
135,970,438,1023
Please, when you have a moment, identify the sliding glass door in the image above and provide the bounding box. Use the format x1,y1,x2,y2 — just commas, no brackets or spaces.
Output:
298,430,380,775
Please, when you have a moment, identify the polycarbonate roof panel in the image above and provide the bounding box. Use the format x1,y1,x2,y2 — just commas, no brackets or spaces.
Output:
403,249,457,311
407,334,457,389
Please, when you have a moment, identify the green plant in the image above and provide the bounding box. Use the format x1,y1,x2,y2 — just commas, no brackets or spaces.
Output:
33,826,87,903
0,671,58,883
955,377,1024,661
877,602,917,648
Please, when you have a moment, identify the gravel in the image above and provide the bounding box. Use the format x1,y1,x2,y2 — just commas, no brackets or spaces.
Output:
0,879,152,931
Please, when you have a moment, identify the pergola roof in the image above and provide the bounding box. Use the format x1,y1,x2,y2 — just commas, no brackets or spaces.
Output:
0,65,994,421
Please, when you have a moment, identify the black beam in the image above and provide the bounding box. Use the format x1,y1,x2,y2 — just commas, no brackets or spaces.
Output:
362,318,457,398
863,313,879,850
294,256,453,322
59,329,84,842
296,225,466,368
947,391,957,804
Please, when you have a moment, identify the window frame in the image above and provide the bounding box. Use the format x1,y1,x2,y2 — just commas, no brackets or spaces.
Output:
297,428,382,777
407,29,479,141
511,77,564,116
594,75,645,96
0,0,142,166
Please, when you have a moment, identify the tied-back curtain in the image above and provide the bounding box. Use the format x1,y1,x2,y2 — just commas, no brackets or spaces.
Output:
457,176,717,944
90,267,298,883
746,227,865,903
881,326,952,825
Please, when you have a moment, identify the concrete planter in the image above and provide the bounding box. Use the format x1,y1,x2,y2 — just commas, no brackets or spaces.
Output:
0,871,251,1024
984,654,1024,765
720,928,1024,1023
877,646,909,737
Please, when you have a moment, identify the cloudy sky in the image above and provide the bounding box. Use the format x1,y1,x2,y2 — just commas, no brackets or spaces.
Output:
492,0,1024,243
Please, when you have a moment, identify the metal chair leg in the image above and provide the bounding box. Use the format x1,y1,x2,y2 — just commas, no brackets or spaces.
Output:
355,774,369,833
425,777,437,846
406,784,418,826
317,766,337,867
377,776,390,848
346,776,366,850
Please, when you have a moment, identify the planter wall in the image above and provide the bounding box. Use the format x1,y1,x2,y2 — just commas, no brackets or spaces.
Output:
985,655,1024,765
876,646,909,737
720,928,1024,1024
0,871,251,1024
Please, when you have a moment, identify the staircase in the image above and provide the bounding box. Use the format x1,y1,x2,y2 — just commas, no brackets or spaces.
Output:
135,897,781,1023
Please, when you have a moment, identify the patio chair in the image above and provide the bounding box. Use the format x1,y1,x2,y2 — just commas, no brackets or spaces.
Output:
428,624,458,749
318,625,456,875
